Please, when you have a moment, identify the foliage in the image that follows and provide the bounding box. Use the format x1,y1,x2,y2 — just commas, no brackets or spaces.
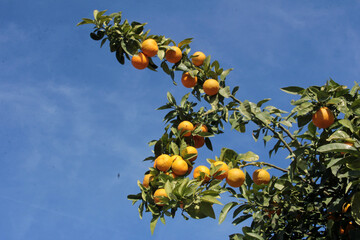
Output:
79,10,360,239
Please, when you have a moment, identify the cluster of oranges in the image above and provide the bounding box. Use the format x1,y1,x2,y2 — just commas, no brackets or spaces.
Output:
131,38,220,96
141,119,272,206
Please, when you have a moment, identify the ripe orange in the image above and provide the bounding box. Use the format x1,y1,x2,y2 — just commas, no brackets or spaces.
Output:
141,38,158,57
143,174,154,188
181,72,197,88
178,121,194,137
200,124,208,133
181,146,198,162
203,79,220,96
226,168,245,187
312,107,335,129
172,157,188,176
155,154,172,172
192,51,206,66
193,135,205,148
213,161,229,180
154,188,168,206
253,169,271,185
193,165,210,182
170,154,181,162
165,46,182,63
131,52,149,70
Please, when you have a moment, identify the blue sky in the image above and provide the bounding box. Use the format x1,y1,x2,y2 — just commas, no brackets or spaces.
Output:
1,1,360,239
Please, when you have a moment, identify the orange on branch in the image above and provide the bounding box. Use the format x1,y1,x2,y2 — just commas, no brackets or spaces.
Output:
181,72,197,88
226,168,245,187
165,46,182,63
193,135,205,148
171,157,188,176
154,188,168,206
213,161,229,180
193,165,210,182
141,38,158,57
155,154,172,172
253,169,270,185
312,107,335,129
131,52,149,70
142,174,154,188
178,121,194,137
203,79,220,96
191,51,206,66
181,146,198,162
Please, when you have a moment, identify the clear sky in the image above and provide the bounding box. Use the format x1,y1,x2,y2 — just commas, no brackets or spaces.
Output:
1,1,360,239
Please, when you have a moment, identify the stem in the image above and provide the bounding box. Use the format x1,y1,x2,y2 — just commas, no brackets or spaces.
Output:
241,162,288,173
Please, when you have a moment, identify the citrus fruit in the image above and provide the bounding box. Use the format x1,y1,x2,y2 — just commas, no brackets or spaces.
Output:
312,107,335,129
181,146,198,162
253,169,271,185
165,46,182,63
181,72,197,88
142,174,154,188
191,51,206,66
193,165,210,182
131,52,149,70
154,188,168,206
203,79,220,96
155,154,172,172
193,135,205,148
213,161,229,180
141,38,158,57
178,121,194,137
226,168,245,187
172,157,188,176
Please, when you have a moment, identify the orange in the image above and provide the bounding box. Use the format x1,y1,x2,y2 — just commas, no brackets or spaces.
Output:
192,51,206,66
170,154,181,162
193,135,205,148
178,121,194,137
200,124,208,133
172,157,188,176
166,172,178,178
203,79,220,96
213,161,229,180
193,165,210,182
253,169,270,185
131,52,149,70
155,154,172,172
143,174,154,188
181,72,197,88
312,107,335,129
226,168,245,187
181,146,198,162
141,38,158,57
154,188,168,206
165,46,182,63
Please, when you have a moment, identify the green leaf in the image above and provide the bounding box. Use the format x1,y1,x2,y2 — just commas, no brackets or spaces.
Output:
232,214,252,225
200,202,216,219
317,143,359,156
238,151,259,162
338,119,354,132
166,92,176,105
245,232,264,240
180,93,190,108
219,86,231,98
171,142,179,155
219,202,237,224
150,215,160,235
351,192,360,225
178,38,193,48
346,158,360,170
201,195,222,205
220,68,233,81
280,86,304,95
